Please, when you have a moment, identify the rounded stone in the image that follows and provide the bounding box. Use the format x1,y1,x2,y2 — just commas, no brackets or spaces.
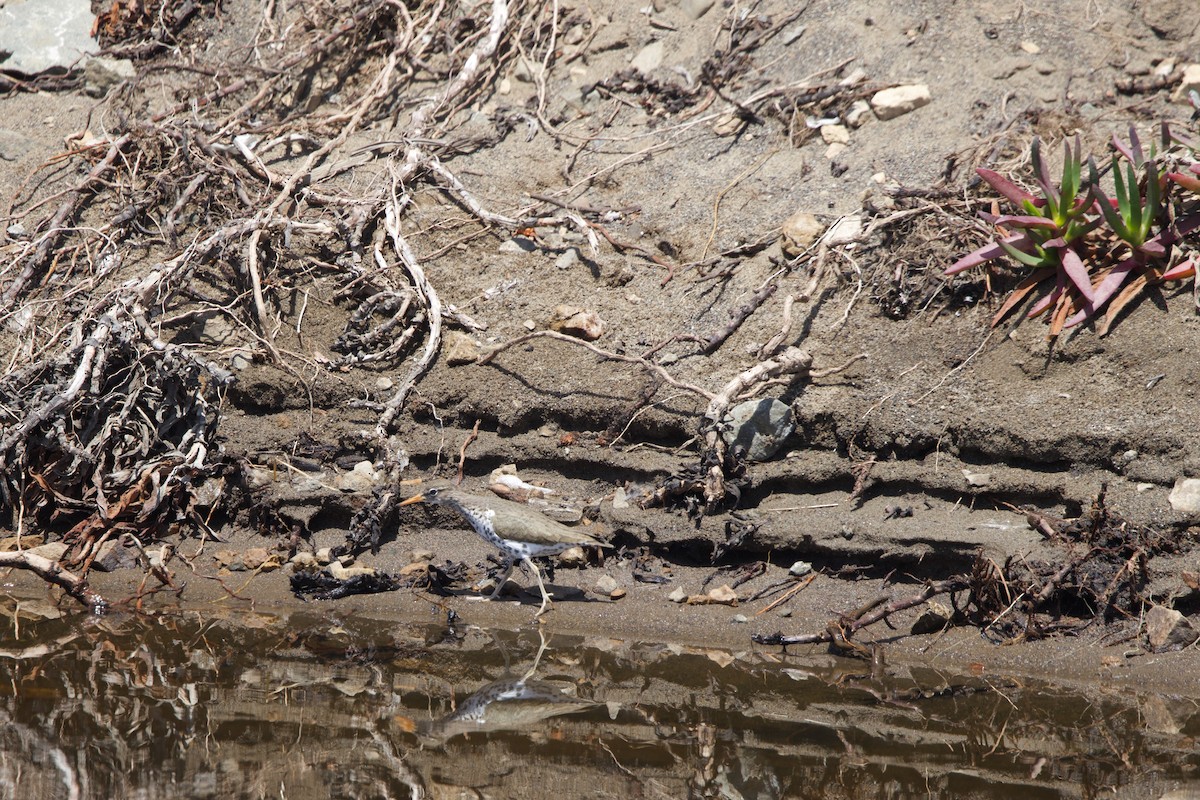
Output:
721,398,795,462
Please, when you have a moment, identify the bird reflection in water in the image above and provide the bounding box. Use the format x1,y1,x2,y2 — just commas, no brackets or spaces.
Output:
400,630,603,745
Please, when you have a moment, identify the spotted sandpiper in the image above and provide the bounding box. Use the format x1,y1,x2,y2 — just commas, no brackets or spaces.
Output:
398,485,612,616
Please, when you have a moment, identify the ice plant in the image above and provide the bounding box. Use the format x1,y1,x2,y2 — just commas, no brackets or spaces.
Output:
947,136,1100,337
949,128,1200,337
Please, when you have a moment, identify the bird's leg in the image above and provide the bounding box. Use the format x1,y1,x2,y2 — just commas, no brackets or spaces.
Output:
488,558,516,599
524,556,553,617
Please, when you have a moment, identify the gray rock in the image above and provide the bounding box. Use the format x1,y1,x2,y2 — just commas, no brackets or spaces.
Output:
911,601,953,635
0,0,96,74
731,614,748,624
681,0,715,20
631,40,664,74
555,247,581,270
229,350,254,371
1170,477,1200,514
27,542,69,562
721,398,794,461
83,57,135,97
869,84,932,120
92,540,138,572
595,574,619,594
668,586,687,603
498,238,535,254
198,314,238,345
1146,605,1199,651
788,560,812,577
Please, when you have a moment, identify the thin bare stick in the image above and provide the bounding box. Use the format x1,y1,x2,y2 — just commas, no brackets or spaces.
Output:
479,329,715,400
1,134,132,311
758,577,970,647
457,418,482,483
756,573,817,616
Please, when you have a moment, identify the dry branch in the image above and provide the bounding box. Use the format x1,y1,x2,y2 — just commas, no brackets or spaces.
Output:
0,550,104,609
1,134,132,310
754,577,969,648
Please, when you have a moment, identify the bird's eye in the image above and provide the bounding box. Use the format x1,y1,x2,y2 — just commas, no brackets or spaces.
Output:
426,488,439,498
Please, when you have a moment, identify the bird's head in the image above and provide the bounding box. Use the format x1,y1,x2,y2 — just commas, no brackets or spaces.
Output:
398,484,456,508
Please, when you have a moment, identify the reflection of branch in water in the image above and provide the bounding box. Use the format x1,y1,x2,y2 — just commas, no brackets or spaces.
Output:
0,707,82,800
366,722,428,798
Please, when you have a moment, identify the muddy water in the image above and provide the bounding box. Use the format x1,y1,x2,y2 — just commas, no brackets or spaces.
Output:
0,599,1197,800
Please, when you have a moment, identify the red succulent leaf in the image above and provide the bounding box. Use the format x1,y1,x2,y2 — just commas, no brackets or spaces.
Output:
1161,257,1197,281
991,214,1058,229
977,168,1036,207
1168,170,1200,193
1027,272,1065,318
945,233,1034,275
1062,258,1137,328
1140,240,1167,258
1059,247,1096,304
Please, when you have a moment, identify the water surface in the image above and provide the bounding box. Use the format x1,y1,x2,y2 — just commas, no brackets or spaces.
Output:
1,599,1197,799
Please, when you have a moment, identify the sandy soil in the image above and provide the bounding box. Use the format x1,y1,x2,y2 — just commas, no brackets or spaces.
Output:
2,0,1200,693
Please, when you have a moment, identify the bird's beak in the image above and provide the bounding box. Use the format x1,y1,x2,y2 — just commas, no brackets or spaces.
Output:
397,494,426,507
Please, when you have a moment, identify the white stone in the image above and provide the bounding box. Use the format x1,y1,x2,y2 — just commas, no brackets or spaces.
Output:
0,0,95,74
681,0,716,20
555,247,580,270
825,214,863,246
962,469,991,488
824,142,848,160
631,40,665,73
1168,477,1200,514
713,111,744,136
820,124,850,144
844,100,872,128
788,560,812,577
870,84,932,120
1173,64,1200,103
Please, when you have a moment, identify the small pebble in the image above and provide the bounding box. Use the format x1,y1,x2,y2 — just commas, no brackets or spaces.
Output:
788,560,812,577
668,586,687,603
731,614,748,624
555,248,580,270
